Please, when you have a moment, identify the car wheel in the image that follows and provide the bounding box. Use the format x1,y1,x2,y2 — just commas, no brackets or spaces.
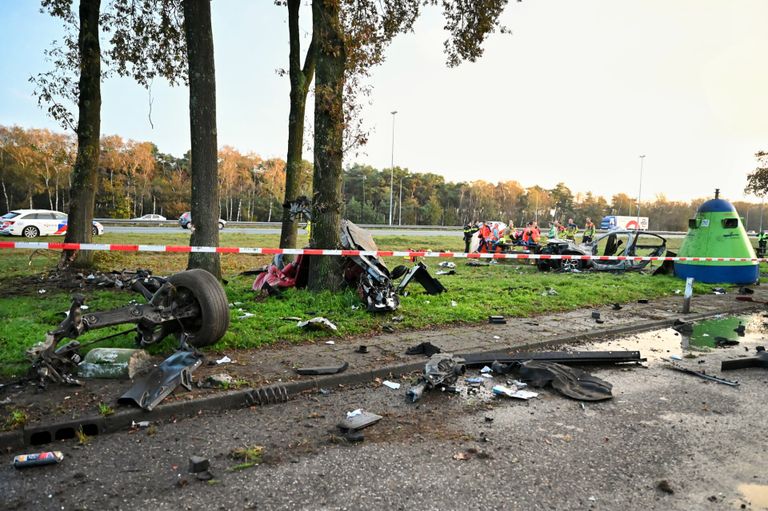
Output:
167,269,230,348
560,253,585,272
218,222,225,230
92,225,99,236
22,226,39,239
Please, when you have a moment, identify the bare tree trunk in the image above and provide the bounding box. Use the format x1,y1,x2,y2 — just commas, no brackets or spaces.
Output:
61,0,101,268
279,0,316,249
2,179,9,212
183,0,221,278
308,0,344,291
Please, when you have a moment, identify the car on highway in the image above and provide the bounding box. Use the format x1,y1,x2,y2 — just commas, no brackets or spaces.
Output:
0,209,104,238
179,211,226,230
133,214,167,221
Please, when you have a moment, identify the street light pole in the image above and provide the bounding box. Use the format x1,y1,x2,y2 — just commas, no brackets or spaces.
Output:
361,175,366,222
636,155,646,229
388,110,397,225
398,177,403,226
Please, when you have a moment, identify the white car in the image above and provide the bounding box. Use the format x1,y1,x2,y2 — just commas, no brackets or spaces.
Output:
133,214,167,221
0,209,104,238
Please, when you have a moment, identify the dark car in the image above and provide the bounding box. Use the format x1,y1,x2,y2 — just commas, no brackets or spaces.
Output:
179,212,226,230
537,230,667,272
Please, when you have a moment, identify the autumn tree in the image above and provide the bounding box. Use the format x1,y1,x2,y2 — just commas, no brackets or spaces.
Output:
745,151,768,197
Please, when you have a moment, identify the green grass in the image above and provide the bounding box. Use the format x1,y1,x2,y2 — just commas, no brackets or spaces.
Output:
3,409,28,430
0,231,728,378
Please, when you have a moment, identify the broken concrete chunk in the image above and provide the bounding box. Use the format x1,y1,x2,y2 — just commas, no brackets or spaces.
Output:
297,317,338,332
77,348,153,380
205,373,235,388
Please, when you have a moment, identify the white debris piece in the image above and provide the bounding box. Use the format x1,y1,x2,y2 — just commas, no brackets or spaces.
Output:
382,380,401,390
492,385,538,400
297,317,338,332
215,356,232,365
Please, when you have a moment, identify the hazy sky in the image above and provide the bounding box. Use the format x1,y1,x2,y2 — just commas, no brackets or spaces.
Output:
1,0,767,203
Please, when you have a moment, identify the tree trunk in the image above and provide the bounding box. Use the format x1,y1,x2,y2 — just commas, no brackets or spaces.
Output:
279,0,316,249
308,0,344,292
61,0,101,269
2,179,9,212
183,0,221,278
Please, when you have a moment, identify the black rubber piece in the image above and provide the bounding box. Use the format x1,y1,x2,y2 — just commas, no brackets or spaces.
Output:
295,362,349,375
518,361,613,401
461,350,645,367
168,269,230,348
721,351,768,370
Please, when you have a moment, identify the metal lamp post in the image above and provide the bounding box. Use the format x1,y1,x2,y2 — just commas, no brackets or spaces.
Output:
636,155,646,229
388,110,397,225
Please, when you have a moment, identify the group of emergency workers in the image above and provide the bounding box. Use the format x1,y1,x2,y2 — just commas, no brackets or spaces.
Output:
463,217,598,253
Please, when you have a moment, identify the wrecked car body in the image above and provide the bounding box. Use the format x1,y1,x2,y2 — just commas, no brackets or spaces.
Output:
253,196,443,312
537,230,667,272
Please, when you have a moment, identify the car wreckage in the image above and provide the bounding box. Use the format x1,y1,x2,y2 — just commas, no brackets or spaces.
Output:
251,197,445,311
27,269,230,395
536,230,669,272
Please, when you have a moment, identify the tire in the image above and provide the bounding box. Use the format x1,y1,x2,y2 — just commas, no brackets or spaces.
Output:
168,269,230,347
560,252,586,272
92,225,99,236
22,226,39,238
218,222,225,230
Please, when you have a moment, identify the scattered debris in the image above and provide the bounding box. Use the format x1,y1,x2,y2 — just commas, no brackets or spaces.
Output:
215,356,233,365
325,340,335,345
541,287,558,296
297,317,338,332
391,315,404,322
118,350,203,411
480,366,493,373
517,361,614,401
396,262,446,295
203,373,234,389
436,270,456,275
492,384,538,400
28,269,229,387
338,409,383,431
464,350,645,368
637,299,649,304
591,311,601,320
437,262,456,269
237,312,255,320
738,287,754,295
488,315,506,324
611,303,622,310
77,348,152,380
664,360,740,387
657,480,675,494
382,380,401,390
712,288,726,295
407,353,466,402
295,362,349,376
13,451,64,469
734,323,746,336
714,336,739,348
355,345,368,354
721,346,768,371
451,300,458,307
672,319,694,334
405,342,442,357
382,325,395,333
189,456,210,474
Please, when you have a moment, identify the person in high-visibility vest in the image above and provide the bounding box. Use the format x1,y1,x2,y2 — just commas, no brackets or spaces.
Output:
463,222,478,253
305,220,312,240
758,230,768,258
564,218,579,241
582,217,596,244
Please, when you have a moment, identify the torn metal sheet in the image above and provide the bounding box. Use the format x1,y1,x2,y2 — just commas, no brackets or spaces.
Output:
118,350,203,411
338,410,382,431
297,317,338,332
405,342,442,357
518,361,614,401
492,385,538,400
397,262,446,295
295,361,349,375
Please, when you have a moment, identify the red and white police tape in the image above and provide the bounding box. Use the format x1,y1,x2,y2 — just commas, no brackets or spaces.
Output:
0,240,764,263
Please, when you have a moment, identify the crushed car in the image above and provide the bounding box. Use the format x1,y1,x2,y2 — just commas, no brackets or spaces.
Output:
251,196,444,312
536,230,668,272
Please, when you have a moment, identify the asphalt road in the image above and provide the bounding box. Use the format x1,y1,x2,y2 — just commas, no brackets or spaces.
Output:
2,324,767,511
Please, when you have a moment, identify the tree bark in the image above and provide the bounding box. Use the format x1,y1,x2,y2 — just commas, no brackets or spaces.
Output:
307,0,344,291
183,0,221,278
279,0,316,249
60,0,101,269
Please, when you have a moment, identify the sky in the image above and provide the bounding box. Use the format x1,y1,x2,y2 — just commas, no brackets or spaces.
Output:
1,0,768,203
